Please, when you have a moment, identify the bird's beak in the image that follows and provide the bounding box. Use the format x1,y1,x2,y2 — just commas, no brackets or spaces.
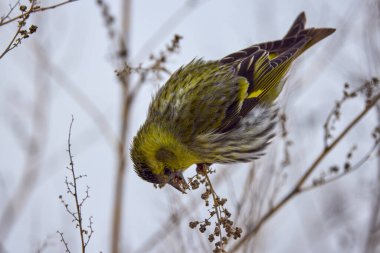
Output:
168,171,188,194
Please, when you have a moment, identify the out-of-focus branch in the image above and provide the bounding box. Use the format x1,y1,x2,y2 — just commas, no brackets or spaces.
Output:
131,0,209,63
0,58,51,242
229,90,380,252
119,34,183,105
235,166,256,221
110,0,131,252
34,43,117,149
34,234,55,253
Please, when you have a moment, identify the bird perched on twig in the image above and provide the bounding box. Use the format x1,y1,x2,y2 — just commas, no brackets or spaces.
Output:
131,12,335,193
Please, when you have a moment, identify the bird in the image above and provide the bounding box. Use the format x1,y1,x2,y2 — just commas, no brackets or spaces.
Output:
131,12,335,193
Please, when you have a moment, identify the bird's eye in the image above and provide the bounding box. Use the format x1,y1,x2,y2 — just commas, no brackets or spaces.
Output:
163,167,171,175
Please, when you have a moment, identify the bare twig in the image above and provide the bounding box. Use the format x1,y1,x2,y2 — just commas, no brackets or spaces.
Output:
302,136,380,192
323,79,379,147
0,0,78,27
58,116,94,253
67,116,86,251
56,231,71,253
0,0,21,24
0,1,38,60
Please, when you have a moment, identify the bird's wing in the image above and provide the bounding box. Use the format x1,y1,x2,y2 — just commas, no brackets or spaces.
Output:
217,12,335,132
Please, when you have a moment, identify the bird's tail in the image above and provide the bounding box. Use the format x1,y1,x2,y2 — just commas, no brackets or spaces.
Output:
283,12,335,55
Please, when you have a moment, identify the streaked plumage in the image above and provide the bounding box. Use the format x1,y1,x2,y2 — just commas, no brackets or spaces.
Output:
131,12,335,192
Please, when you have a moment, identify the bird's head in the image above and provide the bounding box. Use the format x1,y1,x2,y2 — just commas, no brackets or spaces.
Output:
130,124,192,193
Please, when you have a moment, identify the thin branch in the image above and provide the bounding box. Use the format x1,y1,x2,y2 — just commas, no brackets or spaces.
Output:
84,216,94,248
0,0,21,24
66,116,86,252
57,231,71,253
302,137,380,192
0,0,78,27
323,80,377,148
0,1,36,60
58,117,94,253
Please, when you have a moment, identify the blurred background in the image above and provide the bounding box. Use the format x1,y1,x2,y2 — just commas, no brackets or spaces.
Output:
0,0,379,252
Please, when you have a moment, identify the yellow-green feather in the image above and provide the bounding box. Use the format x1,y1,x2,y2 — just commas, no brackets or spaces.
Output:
132,122,200,175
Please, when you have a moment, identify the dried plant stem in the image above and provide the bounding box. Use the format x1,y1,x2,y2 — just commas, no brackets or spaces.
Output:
230,92,380,252
205,173,224,251
302,138,380,192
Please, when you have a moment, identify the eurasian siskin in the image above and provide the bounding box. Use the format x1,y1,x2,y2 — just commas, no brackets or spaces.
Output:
131,12,335,193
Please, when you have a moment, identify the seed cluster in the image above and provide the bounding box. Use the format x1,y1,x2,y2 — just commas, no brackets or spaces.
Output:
188,164,242,253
